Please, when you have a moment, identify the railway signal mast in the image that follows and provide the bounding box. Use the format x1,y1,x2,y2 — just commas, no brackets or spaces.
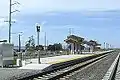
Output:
36,23,41,64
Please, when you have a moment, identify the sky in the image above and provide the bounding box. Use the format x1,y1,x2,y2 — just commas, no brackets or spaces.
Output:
0,0,120,48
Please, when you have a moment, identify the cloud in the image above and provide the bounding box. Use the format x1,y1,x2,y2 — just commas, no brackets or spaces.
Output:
16,0,120,14
1,0,120,16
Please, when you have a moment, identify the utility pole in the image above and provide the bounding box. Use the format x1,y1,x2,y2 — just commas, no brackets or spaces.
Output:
9,0,12,43
69,28,72,35
8,0,20,43
68,28,72,54
47,40,48,47
44,32,47,55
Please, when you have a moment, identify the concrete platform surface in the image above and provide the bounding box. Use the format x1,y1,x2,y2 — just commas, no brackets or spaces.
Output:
19,50,113,70
19,54,92,70
30,54,92,64
19,64,51,70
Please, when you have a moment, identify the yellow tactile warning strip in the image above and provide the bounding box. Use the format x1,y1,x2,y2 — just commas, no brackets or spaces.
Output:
48,54,95,64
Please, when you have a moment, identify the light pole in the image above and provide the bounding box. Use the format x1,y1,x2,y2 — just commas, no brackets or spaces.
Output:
36,24,41,64
12,32,23,52
9,0,12,43
18,34,22,52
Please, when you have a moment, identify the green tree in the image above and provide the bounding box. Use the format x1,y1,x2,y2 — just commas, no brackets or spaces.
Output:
47,43,63,51
36,45,44,50
54,43,62,51
25,36,36,57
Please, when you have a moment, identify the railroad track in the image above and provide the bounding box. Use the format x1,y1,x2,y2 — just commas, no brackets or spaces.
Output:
19,51,113,80
102,52,120,80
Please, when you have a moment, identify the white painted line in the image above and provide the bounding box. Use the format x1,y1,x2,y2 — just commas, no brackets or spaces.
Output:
102,53,120,80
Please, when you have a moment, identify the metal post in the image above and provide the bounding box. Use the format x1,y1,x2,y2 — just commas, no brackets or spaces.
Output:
9,0,12,43
46,40,48,53
36,24,40,64
44,32,46,51
47,40,48,47
18,34,21,52
38,32,40,64
37,32,39,46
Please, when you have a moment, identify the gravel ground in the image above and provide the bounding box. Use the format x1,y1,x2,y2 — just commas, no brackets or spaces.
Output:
68,51,119,80
0,68,41,80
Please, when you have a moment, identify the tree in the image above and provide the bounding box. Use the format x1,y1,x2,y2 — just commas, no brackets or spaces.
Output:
54,43,62,51
36,45,44,50
47,43,63,51
47,45,54,51
25,36,35,52
25,36,36,59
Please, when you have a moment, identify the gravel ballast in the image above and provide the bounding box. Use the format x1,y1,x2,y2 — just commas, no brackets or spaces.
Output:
0,68,41,80
68,51,119,80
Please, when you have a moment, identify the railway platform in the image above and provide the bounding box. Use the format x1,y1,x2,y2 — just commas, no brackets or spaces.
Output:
19,54,93,70
0,50,113,80
19,50,112,70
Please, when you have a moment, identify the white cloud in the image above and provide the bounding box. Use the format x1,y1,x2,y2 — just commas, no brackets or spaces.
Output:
20,0,120,14
1,0,120,16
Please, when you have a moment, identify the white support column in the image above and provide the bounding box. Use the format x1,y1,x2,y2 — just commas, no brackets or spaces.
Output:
90,46,94,53
74,43,77,53
71,43,74,54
